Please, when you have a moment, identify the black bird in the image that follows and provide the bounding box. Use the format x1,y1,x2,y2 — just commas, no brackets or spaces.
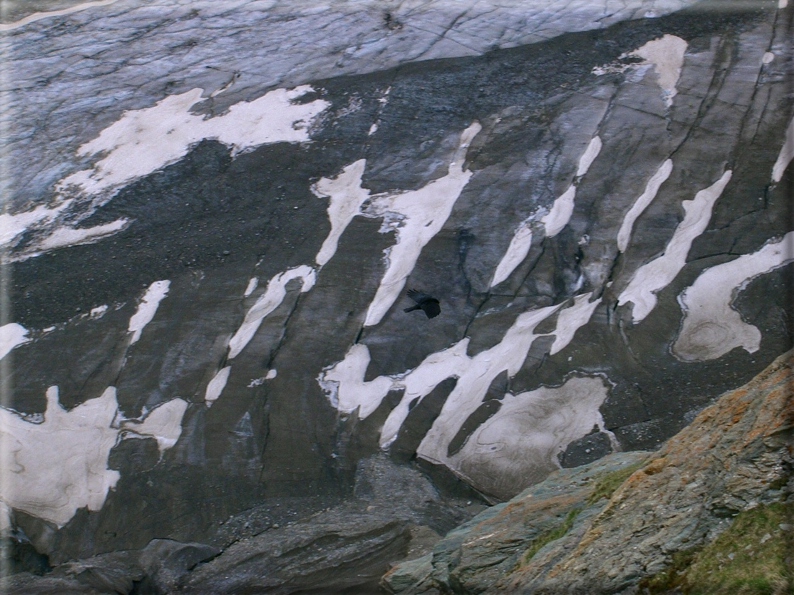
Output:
404,289,441,319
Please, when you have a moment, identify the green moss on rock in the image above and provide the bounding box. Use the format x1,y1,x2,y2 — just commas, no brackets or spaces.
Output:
642,501,794,594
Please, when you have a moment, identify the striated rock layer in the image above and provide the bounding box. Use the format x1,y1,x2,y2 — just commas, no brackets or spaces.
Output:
384,349,793,594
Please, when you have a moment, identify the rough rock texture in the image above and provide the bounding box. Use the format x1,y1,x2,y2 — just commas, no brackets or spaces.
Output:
384,349,793,594
0,0,792,590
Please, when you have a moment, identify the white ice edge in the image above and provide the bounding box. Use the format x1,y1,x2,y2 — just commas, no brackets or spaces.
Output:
673,231,794,361
128,280,171,344
618,170,732,322
617,159,673,252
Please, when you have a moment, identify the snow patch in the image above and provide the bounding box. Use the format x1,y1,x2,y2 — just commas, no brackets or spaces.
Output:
363,123,481,326
0,201,72,249
618,170,732,322
312,159,371,267
228,266,316,359
0,386,186,528
0,324,30,361
453,376,610,494
630,34,688,107
34,219,128,253
491,219,534,288
57,86,329,201
549,293,602,355
266,369,277,380
244,277,258,298
120,398,188,452
204,367,231,407
772,116,794,183
673,231,794,361
762,52,775,64
128,280,171,344
541,136,601,238
617,159,673,252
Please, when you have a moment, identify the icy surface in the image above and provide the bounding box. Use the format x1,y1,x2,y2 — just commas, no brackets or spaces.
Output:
673,232,794,361
618,171,732,322
128,280,171,345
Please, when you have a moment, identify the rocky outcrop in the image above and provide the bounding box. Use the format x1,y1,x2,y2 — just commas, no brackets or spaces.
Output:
383,349,793,594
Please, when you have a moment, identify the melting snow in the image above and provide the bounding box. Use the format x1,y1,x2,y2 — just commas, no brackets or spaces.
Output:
0,386,186,528
0,323,30,360
772,116,794,183
491,219,534,288
549,293,602,355
243,277,258,298
56,86,329,201
228,266,316,359
630,34,688,107
618,170,732,322
617,159,673,252
128,280,171,344
204,367,231,407
673,231,794,361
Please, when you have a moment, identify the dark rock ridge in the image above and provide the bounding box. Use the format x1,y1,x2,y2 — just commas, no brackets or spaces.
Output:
383,349,793,594
0,0,792,589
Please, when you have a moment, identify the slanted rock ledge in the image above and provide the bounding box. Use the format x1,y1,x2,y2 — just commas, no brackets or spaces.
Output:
383,349,793,594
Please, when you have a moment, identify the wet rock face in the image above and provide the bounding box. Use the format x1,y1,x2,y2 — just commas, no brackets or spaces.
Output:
0,0,792,579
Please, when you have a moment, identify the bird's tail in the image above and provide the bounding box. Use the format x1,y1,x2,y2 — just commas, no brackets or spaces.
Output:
404,305,421,313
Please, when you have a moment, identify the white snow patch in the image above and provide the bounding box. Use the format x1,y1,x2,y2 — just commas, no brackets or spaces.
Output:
128,280,171,344
368,123,379,135
312,159,371,267
266,369,277,380
630,34,688,107
772,116,794,183
244,277,258,298
617,159,673,252
363,123,481,326
541,136,601,238
491,219,534,288
673,231,794,361
35,218,128,253
779,0,788,8
56,86,329,201
228,265,316,359
452,376,610,494
576,136,602,177
204,367,231,407
0,386,186,527
618,170,732,322
0,0,118,31
541,185,576,238
0,201,72,248
762,52,775,64
90,305,108,319
120,398,188,452
321,304,559,455
0,323,30,360
549,293,602,355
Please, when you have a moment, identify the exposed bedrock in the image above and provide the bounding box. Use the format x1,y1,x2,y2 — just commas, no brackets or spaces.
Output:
0,0,792,588
383,349,793,594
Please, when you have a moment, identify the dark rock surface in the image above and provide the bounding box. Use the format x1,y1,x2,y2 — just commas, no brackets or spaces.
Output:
0,0,792,591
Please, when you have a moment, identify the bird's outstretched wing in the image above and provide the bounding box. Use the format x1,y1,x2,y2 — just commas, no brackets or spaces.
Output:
405,289,441,318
